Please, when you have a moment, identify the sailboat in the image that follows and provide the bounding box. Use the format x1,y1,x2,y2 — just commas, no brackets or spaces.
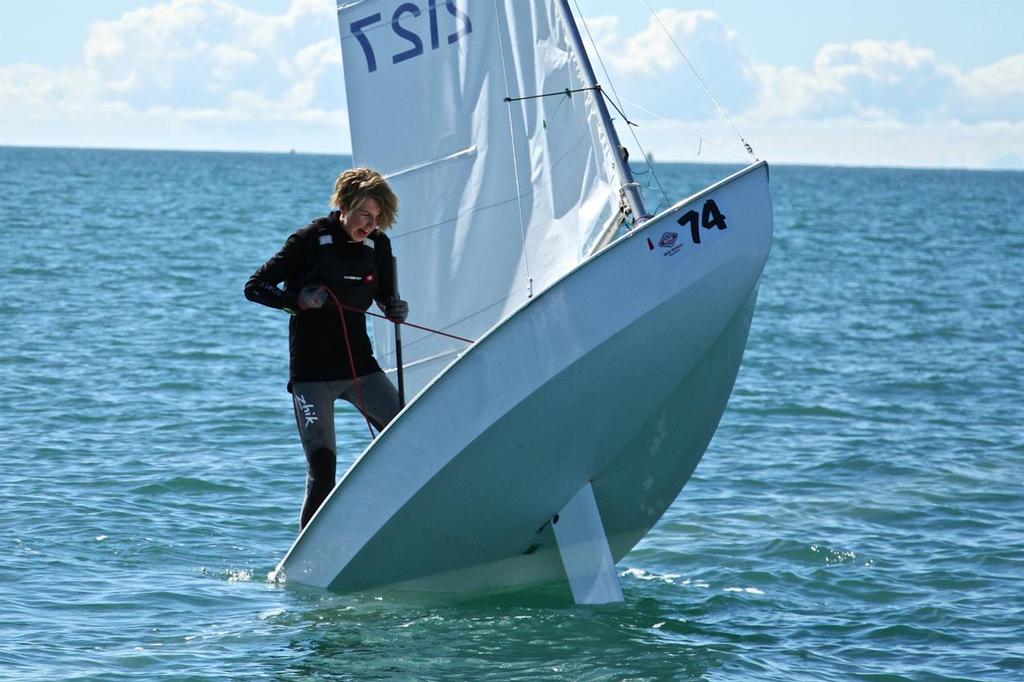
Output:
273,0,772,604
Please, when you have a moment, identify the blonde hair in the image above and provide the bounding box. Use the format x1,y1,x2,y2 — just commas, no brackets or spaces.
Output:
330,167,398,230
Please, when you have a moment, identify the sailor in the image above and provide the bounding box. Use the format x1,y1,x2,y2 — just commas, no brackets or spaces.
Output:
245,167,408,529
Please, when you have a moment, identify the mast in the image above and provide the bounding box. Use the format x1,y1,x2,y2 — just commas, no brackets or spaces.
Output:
553,0,650,223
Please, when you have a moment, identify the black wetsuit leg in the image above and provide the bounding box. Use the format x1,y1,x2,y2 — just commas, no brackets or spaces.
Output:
340,371,401,431
291,373,401,529
292,382,338,529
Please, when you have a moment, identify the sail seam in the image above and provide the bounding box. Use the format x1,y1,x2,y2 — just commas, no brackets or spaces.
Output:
387,190,535,240
492,0,534,298
382,348,462,373
570,0,669,212
385,146,478,181
384,294,510,355
554,0,649,222
558,2,619,213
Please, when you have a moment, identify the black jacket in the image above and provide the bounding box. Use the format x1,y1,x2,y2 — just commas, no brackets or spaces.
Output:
245,211,396,388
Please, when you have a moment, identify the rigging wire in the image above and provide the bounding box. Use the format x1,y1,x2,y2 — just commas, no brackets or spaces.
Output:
493,0,534,298
639,0,757,161
505,86,599,103
626,162,668,215
618,96,751,162
570,0,669,215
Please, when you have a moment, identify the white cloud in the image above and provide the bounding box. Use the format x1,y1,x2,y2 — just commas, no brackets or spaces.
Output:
750,40,962,122
961,54,1024,121
749,63,841,120
210,44,261,82
742,38,1024,131
1,2,1021,168
587,10,757,118
591,10,730,77
1,0,347,152
81,0,340,109
583,15,1023,168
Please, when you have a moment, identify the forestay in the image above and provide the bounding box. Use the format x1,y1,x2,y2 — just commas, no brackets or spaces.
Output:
337,0,619,398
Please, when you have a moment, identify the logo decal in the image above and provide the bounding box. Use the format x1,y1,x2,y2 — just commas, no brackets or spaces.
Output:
295,394,318,427
658,232,678,248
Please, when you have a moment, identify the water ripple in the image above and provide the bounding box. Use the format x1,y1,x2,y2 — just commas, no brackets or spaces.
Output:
1,150,1022,680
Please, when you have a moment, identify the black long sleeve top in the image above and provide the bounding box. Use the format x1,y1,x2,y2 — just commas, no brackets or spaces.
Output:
245,211,396,389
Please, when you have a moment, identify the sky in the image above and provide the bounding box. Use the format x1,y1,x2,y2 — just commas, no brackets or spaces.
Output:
1,0,1022,169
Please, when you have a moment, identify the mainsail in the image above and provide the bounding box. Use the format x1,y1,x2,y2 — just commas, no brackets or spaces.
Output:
338,0,619,397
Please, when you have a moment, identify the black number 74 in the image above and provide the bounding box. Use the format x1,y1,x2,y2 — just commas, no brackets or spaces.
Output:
676,199,728,244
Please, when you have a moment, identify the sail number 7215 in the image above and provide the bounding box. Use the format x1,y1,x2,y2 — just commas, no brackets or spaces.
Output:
350,1,473,73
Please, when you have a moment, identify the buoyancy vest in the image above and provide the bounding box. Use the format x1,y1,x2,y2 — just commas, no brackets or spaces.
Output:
285,216,394,386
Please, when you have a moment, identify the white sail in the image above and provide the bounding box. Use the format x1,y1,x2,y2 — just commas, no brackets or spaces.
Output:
337,0,618,397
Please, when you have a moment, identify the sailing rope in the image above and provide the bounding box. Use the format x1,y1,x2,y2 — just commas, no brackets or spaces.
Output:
493,0,534,298
336,302,475,345
570,0,669,216
323,288,377,438
320,287,477,438
639,0,757,161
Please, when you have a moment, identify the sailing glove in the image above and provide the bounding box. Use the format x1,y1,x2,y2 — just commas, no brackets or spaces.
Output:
297,285,329,311
385,298,409,323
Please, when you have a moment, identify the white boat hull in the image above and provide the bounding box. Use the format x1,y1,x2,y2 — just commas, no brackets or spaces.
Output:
275,162,773,595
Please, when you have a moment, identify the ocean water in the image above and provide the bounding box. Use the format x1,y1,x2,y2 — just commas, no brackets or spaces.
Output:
1,146,1021,681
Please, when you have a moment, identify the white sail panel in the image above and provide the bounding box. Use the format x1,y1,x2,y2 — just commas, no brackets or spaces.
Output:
336,0,617,397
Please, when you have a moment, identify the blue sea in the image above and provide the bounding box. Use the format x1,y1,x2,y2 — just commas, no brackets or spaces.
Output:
1,146,1021,681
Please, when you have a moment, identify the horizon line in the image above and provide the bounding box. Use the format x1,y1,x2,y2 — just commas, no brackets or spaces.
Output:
1,143,1020,174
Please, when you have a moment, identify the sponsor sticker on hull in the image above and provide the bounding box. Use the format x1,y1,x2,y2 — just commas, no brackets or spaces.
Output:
649,197,730,270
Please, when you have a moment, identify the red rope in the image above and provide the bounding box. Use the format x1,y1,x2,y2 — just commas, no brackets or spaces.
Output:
322,288,376,438
335,302,475,344
315,290,475,438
